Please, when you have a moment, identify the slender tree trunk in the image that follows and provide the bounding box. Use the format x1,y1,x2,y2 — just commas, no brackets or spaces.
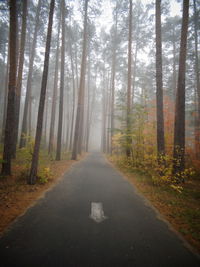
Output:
126,0,133,158
28,97,32,137
12,0,27,157
107,75,112,154
0,47,6,109
104,71,110,153
172,26,177,100
110,13,118,155
29,0,55,184
173,0,189,175
77,97,85,154
110,54,116,155
193,0,200,159
74,33,79,91
44,92,49,146
1,50,9,143
132,41,138,105
56,0,66,161
0,47,7,131
69,28,76,151
101,69,107,153
155,0,165,160
65,88,70,150
85,49,91,152
194,90,199,157
71,0,89,160
1,0,18,175
87,69,97,152
48,19,61,155
131,14,139,106
19,0,42,148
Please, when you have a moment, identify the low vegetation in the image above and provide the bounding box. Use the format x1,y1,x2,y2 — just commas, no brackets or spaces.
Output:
108,154,200,253
0,144,79,235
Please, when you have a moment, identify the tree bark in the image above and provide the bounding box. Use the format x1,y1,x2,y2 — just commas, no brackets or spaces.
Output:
69,28,76,151
1,0,18,175
43,91,49,146
0,46,7,134
104,71,110,153
173,0,189,175
48,18,61,155
56,0,66,161
172,25,177,100
87,68,97,152
85,45,91,153
28,0,55,184
12,0,27,157
155,0,165,159
132,41,138,105
101,68,107,153
19,0,42,148
1,49,9,144
193,0,200,159
126,0,133,158
71,0,89,160
110,11,118,155
107,75,112,154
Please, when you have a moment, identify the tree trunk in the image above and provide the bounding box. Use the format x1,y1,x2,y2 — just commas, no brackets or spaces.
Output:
56,0,66,161
65,87,70,150
12,0,27,157
104,71,110,153
110,13,118,155
172,25,177,100
126,0,133,158
85,47,91,152
69,28,76,151
28,0,55,184
87,69,97,152
132,41,138,105
173,0,189,176
74,30,79,91
0,46,6,113
101,68,107,153
1,0,18,175
48,18,61,155
193,0,200,159
44,92,49,146
71,0,89,160
28,96,32,137
1,50,9,144
107,75,112,154
0,46,7,132
19,0,42,148
155,0,165,160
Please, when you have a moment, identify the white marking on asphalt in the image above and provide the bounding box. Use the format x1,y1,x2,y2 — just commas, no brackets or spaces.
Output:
90,202,107,223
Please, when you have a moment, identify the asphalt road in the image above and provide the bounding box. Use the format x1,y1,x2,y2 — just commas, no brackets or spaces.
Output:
0,152,199,267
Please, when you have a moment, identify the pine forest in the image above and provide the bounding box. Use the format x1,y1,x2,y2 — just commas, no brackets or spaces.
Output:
0,0,200,258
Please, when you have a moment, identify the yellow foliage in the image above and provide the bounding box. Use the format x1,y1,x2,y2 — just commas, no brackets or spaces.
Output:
38,167,52,184
110,102,196,189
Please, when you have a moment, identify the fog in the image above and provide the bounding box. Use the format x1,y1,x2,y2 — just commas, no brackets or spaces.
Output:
0,0,199,171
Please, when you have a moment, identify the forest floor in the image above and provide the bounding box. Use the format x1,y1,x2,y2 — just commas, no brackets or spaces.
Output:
0,149,85,236
108,156,200,254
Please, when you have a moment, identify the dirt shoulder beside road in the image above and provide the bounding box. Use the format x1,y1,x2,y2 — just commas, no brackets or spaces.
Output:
107,156,200,254
0,156,84,236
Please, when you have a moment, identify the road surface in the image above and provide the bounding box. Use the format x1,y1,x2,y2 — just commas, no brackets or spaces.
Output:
0,152,199,266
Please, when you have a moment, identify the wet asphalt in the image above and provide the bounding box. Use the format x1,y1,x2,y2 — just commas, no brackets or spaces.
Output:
0,152,199,267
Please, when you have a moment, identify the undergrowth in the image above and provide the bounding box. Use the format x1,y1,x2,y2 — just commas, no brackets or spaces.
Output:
0,136,71,184
109,153,200,251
